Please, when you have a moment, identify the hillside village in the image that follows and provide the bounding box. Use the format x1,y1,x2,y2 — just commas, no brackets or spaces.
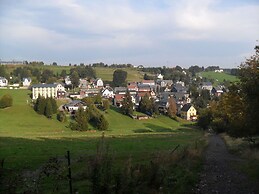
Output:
0,64,231,122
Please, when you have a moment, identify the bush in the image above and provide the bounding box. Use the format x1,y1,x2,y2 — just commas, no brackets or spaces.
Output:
0,94,13,108
57,111,67,122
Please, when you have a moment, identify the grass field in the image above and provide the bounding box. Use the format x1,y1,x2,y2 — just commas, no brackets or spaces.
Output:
0,89,204,193
199,71,238,84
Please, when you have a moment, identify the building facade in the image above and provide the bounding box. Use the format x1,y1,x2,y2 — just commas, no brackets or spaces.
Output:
32,83,65,99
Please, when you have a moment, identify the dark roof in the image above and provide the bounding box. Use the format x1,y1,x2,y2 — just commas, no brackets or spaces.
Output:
181,104,193,112
64,100,86,107
32,83,61,88
202,82,212,86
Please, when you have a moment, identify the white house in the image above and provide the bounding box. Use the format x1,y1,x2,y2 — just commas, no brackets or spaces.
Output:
157,74,164,80
65,76,72,85
101,87,114,98
22,77,32,87
0,77,8,87
63,100,87,113
94,78,104,88
32,83,66,99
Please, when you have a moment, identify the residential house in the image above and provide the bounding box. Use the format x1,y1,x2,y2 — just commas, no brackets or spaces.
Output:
114,94,125,107
114,87,127,95
65,76,72,86
80,88,100,97
171,84,188,93
158,80,173,88
127,82,138,95
79,79,89,89
157,74,164,80
32,83,66,99
101,87,114,98
22,77,32,87
201,82,213,92
0,77,8,87
63,100,87,113
94,78,104,88
180,104,197,121
211,86,225,96
141,80,155,86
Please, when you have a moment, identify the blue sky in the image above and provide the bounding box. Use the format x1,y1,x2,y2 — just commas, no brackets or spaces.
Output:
0,0,258,68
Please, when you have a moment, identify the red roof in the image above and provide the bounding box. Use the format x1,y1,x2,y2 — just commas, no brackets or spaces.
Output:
137,92,150,97
115,94,124,101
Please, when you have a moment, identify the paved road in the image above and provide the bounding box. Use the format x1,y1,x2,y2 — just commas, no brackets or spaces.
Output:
195,134,259,194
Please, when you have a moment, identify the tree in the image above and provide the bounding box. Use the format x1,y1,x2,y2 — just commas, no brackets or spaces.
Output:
121,91,133,115
57,111,67,122
96,115,109,130
70,71,80,88
44,99,53,118
103,99,110,111
37,96,46,115
60,70,67,78
52,62,58,66
41,69,54,83
112,70,127,87
238,45,259,137
0,94,13,108
138,94,151,114
197,108,213,130
70,107,89,131
167,97,177,119
50,97,58,114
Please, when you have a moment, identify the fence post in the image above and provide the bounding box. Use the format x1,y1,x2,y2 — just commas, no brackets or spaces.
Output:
67,151,73,194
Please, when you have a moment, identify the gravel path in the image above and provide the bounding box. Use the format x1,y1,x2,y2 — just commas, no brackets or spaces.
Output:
195,134,259,194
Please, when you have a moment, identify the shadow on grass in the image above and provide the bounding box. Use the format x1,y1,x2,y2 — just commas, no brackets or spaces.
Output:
144,123,173,133
133,128,153,133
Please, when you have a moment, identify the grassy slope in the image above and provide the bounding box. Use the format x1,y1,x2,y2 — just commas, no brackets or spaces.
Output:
199,71,238,84
0,89,202,171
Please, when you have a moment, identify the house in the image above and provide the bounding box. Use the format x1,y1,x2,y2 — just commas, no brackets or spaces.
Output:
158,80,173,88
79,79,89,89
138,84,151,92
157,74,164,80
211,86,225,96
141,80,155,86
80,88,100,97
114,94,125,107
171,84,187,93
22,77,32,87
31,83,66,99
64,76,72,86
127,82,138,95
114,87,127,94
180,104,197,121
215,69,224,73
201,82,213,91
94,78,104,88
101,87,114,98
63,100,87,113
0,77,8,87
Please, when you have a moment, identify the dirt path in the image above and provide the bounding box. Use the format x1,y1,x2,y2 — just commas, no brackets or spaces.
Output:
195,134,259,194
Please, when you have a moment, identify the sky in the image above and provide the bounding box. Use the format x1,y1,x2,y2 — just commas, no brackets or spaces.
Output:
0,0,258,68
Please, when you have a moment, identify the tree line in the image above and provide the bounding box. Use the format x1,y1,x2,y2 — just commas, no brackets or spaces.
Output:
34,96,58,118
197,46,259,141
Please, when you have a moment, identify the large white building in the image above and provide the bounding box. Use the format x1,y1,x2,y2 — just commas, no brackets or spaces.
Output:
0,77,8,87
32,83,66,99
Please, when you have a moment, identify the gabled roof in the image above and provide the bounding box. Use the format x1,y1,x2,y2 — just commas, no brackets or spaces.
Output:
64,100,87,107
114,94,124,101
202,82,212,86
22,77,32,82
181,104,193,112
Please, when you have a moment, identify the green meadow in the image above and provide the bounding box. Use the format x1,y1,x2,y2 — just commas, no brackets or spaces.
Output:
199,71,238,84
0,89,204,193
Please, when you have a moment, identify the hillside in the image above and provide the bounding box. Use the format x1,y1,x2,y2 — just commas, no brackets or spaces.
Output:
198,71,238,84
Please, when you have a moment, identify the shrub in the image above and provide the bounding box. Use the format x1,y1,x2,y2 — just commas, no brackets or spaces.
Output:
0,94,13,108
57,111,67,122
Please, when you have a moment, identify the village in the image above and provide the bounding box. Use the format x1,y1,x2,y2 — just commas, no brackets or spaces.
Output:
0,69,227,122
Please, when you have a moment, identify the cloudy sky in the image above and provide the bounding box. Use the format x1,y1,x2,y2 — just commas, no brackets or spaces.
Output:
0,0,258,68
